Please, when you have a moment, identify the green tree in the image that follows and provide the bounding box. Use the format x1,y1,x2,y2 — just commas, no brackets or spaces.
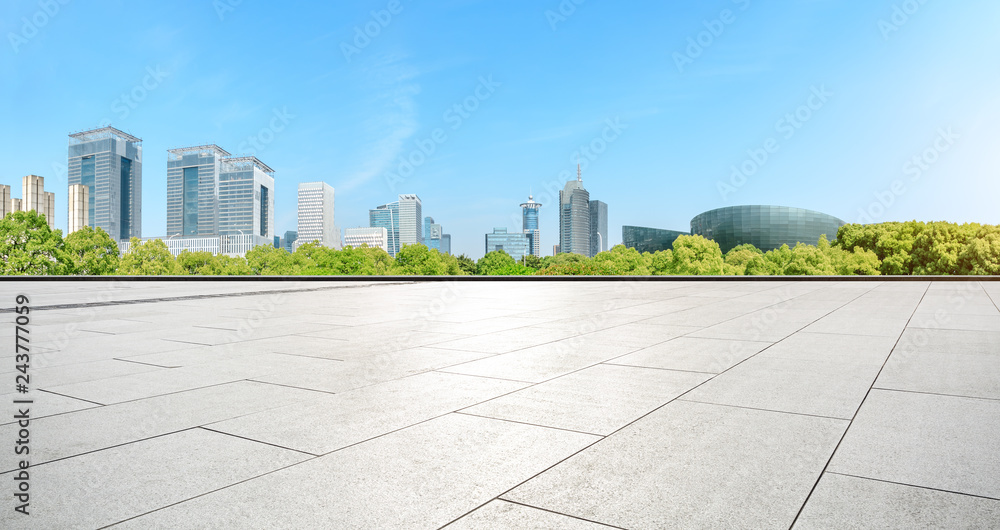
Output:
176,250,217,275
212,254,252,275
957,226,1000,275
245,245,306,275
118,238,180,275
393,244,450,275
455,254,478,275
724,244,764,276
477,250,518,275
64,226,120,275
0,211,71,275
648,249,674,275
521,254,543,271
592,245,651,275
911,222,978,275
668,235,726,275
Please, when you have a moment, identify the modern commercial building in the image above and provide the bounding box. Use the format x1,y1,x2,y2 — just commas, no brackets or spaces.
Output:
118,234,260,257
166,145,230,238
559,174,591,257
485,227,531,261
440,234,452,254
398,194,422,248
68,184,89,234
690,205,847,253
296,182,338,249
68,126,142,241
424,216,443,251
622,226,689,254
344,227,389,253
275,230,297,253
521,195,542,258
370,194,421,257
590,199,608,256
217,156,275,246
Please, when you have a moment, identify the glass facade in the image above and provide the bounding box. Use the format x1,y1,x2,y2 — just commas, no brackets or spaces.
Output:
217,156,274,242
559,180,590,256
167,145,230,238
370,203,400,257
485,227,530,261
690,205,846,253
622,226,689,253
520,195,542,258
590,200,608,256
68,127,142,241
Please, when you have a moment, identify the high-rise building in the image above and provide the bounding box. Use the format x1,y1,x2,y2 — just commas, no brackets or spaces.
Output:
68,184,89,234
589,200,608,256
344,227,390,253
559,166,590,256
440,234,452,254
68,126,142,241
296,182,338,249
282,230,298,253
369,194,421,257
218,156,274,243
424,216,443,251
0,185,11,218
370,202,400,256
398,194,422,248
22,175,55,228
166,145,230,238
521,195,542,258
485,227,530,261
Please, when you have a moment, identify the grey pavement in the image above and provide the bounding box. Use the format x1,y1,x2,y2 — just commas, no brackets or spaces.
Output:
0,279,998,528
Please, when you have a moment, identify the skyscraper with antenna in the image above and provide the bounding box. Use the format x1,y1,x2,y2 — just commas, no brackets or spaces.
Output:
559,163,591,256
521,193,542,258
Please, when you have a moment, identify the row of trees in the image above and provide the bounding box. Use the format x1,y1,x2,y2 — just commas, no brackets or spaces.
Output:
2,211,998,275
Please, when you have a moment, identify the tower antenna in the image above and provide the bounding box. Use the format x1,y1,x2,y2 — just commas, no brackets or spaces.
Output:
577,159,582,182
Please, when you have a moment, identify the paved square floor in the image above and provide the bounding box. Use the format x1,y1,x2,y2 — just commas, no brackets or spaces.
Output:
1,280,998,528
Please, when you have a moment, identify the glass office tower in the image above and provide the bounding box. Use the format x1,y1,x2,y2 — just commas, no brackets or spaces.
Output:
166,145,230,238
485,227,530,261
690,205,846,253
424,216,443,251
589,200,608,256
297,182,337,249
370,202,400,257
217,156,275,242
68,126,142,241
520,195,542,258
559,179,590,256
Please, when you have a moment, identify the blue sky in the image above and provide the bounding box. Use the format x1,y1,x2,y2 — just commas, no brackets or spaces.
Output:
2,0,998,258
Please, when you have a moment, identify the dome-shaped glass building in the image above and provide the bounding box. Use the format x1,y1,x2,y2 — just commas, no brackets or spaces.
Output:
690,205,845,253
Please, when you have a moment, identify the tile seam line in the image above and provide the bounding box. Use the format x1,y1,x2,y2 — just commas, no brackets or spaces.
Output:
452,411,608,437
481,281,877,523
786,281,931,530
438,498,628,530
675,398,852,422
870,386,1000,404
983,281,1000,313
446,281,872,430
197,426,319,457
824,471,1000,502
0,281,416,312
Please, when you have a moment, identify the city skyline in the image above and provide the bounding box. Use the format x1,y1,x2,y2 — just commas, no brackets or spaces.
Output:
2,2,999,258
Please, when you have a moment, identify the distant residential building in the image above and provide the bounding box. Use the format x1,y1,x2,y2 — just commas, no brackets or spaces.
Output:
485,227,530,261
370,194,421,257
11,197,22,213
68,126,142,241
440,234,452,254
521,194,542,258
68,184,89,234
296,182,338,250
344,227,389,253
553,244,560,255
559,167,590,256
590,200,608,255
166,145,230,238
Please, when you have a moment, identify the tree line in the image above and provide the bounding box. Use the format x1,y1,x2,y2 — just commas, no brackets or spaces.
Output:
2,211,998,276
